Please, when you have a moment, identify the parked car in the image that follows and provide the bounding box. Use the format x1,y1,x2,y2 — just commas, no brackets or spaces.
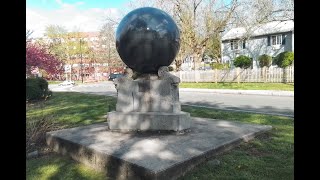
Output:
108,73,124,81
58,80,75,86
198,66,212,71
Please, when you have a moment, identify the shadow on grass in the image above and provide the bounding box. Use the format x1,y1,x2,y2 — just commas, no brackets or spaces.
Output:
26,92,117,128
179,82,294,91
180,99,294,117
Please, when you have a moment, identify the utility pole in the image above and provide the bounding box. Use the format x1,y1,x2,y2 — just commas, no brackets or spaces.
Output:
80,38,83,83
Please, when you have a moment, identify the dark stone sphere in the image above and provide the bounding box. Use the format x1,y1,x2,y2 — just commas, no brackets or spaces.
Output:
116,7,180,73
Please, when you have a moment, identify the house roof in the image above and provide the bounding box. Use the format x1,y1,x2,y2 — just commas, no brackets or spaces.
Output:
222,20,294,41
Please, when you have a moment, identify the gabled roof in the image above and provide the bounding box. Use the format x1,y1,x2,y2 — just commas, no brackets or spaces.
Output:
222,20,294,41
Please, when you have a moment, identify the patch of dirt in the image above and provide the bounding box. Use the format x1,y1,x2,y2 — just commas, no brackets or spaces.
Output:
246,147,270,157
256,132,273,141
27,146,57,160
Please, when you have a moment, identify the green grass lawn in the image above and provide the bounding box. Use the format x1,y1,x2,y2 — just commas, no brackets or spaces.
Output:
26,92,116,128
179,82,294,91
47,80,91,85
27,154,107,180
47,81,63,84
179,106,293,180
26,92,293,180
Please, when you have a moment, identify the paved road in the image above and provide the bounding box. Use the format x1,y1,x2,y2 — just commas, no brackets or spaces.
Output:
49,81,294,117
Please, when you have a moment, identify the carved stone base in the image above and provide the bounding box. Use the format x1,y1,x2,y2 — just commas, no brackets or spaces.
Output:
108,111,191,131
109,66,191,131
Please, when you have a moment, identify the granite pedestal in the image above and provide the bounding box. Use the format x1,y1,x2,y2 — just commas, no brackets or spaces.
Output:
46,117,272,180
108,67,191,131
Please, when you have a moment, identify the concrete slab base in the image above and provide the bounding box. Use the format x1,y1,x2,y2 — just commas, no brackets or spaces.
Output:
46,117,272,180
107,111,191,131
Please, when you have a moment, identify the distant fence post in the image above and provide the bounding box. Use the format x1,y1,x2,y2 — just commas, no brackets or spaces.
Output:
194,70,199,83
214,69,217,83
260,67,263,82
283,67,288,83
288,66,294,82
236,68,240,84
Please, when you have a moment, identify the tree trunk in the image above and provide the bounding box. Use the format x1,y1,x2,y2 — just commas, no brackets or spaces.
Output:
174,54,183,71
194,62,201,70
193,52,203,70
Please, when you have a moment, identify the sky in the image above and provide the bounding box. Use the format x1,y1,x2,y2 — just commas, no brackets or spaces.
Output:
26,0,131,38
26,0,233,38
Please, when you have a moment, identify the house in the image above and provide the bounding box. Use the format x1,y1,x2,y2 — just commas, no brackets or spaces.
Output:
180,55,194,71
179,54,216,71
221,20,294,69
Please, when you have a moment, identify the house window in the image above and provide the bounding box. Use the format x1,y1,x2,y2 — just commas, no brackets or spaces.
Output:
271,35,282,45
230,40,238,50
231,40,245,50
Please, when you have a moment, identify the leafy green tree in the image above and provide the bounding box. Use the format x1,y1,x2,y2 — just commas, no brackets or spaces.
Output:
42,25,68,61
273,51,294,68
42,25,93,80
273,51,294,83
258,54,272,67
233,55,252,69
204,34,221,62
258,54,272,82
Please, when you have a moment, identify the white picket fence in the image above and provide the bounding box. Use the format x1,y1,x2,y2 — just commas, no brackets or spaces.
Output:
171,66,294,83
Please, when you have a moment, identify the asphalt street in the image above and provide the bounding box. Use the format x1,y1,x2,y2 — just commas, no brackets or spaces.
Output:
49,81,294,117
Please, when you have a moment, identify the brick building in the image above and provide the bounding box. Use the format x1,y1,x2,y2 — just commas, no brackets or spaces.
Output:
33,31,125,81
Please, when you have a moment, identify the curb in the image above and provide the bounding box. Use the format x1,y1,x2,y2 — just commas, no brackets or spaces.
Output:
179,88,294,97
49,84,294,97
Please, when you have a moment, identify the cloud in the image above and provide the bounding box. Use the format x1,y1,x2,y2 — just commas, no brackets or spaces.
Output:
26,5,122,38
26,8,49,38
55,0,85,9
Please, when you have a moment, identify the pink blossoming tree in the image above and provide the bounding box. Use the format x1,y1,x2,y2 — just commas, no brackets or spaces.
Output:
26,43,63,78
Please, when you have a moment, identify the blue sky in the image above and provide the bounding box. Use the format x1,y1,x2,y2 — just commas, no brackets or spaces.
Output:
27,0,130,10
26,0,233,38
26,0,131,38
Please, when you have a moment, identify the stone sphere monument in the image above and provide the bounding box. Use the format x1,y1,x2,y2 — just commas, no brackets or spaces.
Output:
108,7,191,131
116,7,180,73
